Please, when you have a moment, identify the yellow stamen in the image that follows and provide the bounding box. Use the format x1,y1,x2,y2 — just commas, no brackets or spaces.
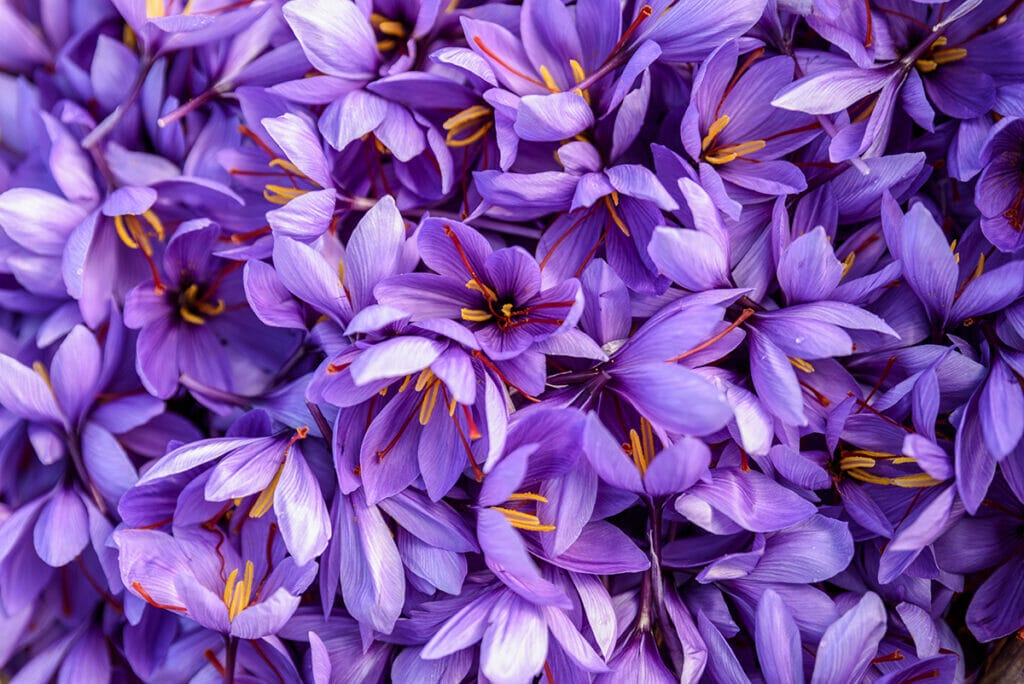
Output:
845,469,892,486
376,39,398,52
178,307,206,325
443,105,494,147
227,561,254,621
846,449,902,460
840,456,878,470
377,20,405,38
932,48,967,65
414,369,435,392
222,567,239,607
789,357,815,373
449,397,458,416
122,24,137,50
263,185,308,205
569,59,590,103
628,428,649,475
538,65,560,93
569,59,586,84
640,417,655,465
268,158,314,183
705,139,766,165
500,302,514,318
114,215,138,250
461,307,493,322
146,0,165,19
490,506,556,532
141,210,165,241
889,473,942,488
971,253,986,280
418,379,442,425
841,252,856,278
845,469,941,488
194,299,225,316
250,461,285,518
442,105,486,132
465,278,498,302
701,114,731,152
398,374,413,392
604,195,629,236
32,361,54,392
507,492,548,503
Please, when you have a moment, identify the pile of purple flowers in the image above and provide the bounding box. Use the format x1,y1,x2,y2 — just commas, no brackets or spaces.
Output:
4,0,1024,681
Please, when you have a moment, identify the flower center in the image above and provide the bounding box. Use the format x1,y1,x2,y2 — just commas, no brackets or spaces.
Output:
443,105,494,147
490,492,556,532
176,283,226,326
250,427,308,518
916,37,967,73
370,12,409,56
621,417,656,475
701,114,767,165
839,449,940,488
222,560,255,621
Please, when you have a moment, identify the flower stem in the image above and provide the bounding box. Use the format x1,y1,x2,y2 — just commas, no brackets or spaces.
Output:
83,58,155,149
224,636,239,684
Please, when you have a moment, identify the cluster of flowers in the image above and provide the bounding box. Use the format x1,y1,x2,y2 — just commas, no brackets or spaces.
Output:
3,0,1024,681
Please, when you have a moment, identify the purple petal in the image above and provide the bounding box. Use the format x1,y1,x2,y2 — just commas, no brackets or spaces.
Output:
33,489,89,567
480,594,548,684
282,0,378,79
680,468,816,533
0,354,62,424
275,446,331,565
648,227,730,291
477,508,570,607
966,553,1024,642
810,592,886,684
643,437,711,498
778,226,843,304
773,66,895,115
755,590,803,684
515,92,595,142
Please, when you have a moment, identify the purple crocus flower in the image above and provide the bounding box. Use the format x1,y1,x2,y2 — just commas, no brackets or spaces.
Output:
0,313,151,487
544,259,733,439
127,409,331,565
977,118,1024,252
375,218,583,365
124,219,299,408
935,480,1024,642
115,522,315,639
421,581,609,684
680,42,818,205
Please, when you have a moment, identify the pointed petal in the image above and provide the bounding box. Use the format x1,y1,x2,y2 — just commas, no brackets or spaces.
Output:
810,593,886,684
